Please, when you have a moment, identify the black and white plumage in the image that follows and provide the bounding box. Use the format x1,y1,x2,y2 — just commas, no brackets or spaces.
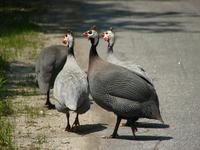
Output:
100,28,155,126
100,28,154,87
83,26,163,138
35,44,68,109
53,31,90,131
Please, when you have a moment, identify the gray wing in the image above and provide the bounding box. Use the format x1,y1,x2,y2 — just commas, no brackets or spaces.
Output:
100,64,154,103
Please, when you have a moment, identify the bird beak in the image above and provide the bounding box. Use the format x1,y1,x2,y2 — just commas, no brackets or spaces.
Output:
62,36,68,45
82,32,88,38
100,32,104,38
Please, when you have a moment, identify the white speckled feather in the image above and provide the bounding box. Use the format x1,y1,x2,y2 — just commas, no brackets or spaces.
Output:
102,29,153,85
107,54,153,85
53,55,89,111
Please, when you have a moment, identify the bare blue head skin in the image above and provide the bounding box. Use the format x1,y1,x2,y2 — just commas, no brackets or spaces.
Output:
82,26,164,139
63,30,74,56
82,26,99,58
83,26,99,47
100,27,115,54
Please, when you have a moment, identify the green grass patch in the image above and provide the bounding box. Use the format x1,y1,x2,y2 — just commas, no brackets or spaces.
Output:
0,100,14,117
0,56,8,89
15,103,46,119
0,1,45,148
0,1,44,60
24,105,46,119
0,118,14,149
0,72,14,148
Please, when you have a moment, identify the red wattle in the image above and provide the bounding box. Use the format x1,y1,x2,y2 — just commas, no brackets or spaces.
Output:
104,37,109,42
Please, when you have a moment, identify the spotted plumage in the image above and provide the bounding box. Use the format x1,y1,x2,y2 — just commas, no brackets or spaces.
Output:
53,31,90,131
83,26,163,138
100,28,154,86
36,44,68,109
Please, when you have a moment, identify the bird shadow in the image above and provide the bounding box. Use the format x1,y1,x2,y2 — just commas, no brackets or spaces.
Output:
0,61,41,99
72,123,107,135
115,135,173,141
135,122,170,129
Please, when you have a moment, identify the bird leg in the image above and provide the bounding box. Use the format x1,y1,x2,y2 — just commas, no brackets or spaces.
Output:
72,113,80,128
45,90,55,109
65,112,71,131
45,90,50,105
130,125,138,138
121,118,138,127
109,116,121,138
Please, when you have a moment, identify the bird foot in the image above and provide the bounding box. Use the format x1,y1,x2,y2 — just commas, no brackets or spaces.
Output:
65,125,71,132
131,126,138,137
72,120,80,128
45,103,55,109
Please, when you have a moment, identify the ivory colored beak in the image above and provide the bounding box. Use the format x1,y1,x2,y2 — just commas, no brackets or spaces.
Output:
100,32,104,38
63,36,67,44
82,32,88,37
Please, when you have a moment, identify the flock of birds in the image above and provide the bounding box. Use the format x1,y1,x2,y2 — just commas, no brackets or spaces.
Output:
35,26,164,138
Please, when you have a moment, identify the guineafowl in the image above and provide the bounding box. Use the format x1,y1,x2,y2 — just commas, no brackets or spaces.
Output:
100,27,154,87
35,43,68,109
100,27,154,126
53,30,90,131
82,26,163,138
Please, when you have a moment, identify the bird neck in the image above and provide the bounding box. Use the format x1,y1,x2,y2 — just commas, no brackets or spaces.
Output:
68,46,75,57
89,45,99,65
89,36,99,57
88,37,102,73
107,43,114,56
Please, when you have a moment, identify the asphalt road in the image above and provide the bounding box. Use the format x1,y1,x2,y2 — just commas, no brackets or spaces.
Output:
37,0,200,149
74,0,200,150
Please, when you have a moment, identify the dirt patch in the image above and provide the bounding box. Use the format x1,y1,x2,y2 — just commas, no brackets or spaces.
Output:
11,53,112,149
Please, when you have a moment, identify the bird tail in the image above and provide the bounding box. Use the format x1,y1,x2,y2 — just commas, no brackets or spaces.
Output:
157,114,164,124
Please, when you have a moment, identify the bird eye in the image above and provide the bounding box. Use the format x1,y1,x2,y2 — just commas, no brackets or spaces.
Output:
88,30,92,34
65,34,68,37
106,32,108,34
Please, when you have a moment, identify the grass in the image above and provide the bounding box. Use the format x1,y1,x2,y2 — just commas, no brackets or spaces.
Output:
0,118,14,149
0,56,8,89
15,104,46,119
0,56,15,148
0,0,45,148
0,0,44,61
0,17,43,60
0,100,14,117
0,66,15,148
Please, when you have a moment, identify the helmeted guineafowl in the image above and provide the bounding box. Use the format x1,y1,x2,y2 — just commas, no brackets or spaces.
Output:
100,27,154,126
82,26,163,138
35,42,68,109
53,30,90,131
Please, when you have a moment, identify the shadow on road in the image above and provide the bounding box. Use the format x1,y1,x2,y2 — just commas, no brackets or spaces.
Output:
116,135,172,141
72,123,107,135
34,0,200,34
2,61,40,98
2,0,200,36
136,122,170,129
